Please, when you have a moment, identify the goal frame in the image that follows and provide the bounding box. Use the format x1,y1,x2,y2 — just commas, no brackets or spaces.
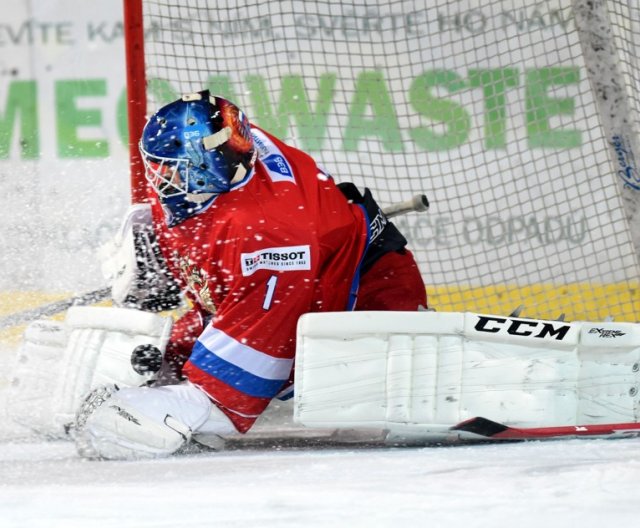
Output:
123,0,148,204
121,0,640,322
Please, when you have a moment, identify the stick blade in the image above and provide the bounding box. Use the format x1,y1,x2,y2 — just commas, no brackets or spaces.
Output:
452,417,640,440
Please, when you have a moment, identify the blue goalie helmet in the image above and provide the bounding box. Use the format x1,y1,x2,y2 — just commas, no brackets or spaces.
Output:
139,90,256,225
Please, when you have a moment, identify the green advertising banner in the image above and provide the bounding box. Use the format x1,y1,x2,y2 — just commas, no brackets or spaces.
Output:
0,0,638,323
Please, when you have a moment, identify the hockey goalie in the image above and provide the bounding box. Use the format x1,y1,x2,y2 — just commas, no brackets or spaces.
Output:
7,90,424,457
7,91,640,459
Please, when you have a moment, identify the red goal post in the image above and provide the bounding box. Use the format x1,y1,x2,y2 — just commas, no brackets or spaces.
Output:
123,0,148,204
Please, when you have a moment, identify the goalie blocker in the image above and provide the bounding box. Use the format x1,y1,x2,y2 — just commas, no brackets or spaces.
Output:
293,311,640,442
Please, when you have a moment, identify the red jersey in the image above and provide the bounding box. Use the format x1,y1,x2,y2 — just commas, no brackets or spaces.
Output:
150,127,369,432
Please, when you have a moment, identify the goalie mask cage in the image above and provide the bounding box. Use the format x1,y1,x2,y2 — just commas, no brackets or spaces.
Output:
124,0,640,321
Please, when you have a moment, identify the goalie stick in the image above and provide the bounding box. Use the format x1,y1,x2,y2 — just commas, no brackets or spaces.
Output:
0,287,111,330
0,195,429,330
451,417,640,441
382,194,429,218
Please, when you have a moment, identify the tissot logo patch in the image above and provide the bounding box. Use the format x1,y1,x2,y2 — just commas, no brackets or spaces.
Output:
241,245,311,276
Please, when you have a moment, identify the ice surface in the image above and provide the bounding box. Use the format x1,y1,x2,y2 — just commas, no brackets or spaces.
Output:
1,435,640,527
1,339,640,527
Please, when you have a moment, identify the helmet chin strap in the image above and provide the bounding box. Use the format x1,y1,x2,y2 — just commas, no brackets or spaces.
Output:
185,192,216,203
231,149,258,184
202,126,249,185
230,164,247,184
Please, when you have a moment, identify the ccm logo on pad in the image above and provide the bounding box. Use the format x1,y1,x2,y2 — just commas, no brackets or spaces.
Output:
241,245,311,276
474,315,571,341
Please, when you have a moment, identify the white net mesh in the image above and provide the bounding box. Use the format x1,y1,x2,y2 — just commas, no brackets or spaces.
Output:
139,0,640,320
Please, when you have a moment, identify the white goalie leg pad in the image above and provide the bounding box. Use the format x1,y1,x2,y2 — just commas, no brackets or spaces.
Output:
7,306,173,437
52,306,173,431
294,311,640,442
191,395,240,450
6,320,68,437
75,382,229,459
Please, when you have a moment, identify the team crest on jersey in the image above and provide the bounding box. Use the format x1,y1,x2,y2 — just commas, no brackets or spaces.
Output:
241,245,311,276
178,256,217,314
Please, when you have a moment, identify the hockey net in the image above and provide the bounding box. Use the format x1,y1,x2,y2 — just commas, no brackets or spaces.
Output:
127,0,640,321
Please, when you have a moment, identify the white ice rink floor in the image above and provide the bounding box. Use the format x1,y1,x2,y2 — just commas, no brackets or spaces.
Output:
2,334,640,528
2,434,640,528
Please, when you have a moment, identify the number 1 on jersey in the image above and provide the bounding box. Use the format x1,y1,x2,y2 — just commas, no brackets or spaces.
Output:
263,275,278,310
